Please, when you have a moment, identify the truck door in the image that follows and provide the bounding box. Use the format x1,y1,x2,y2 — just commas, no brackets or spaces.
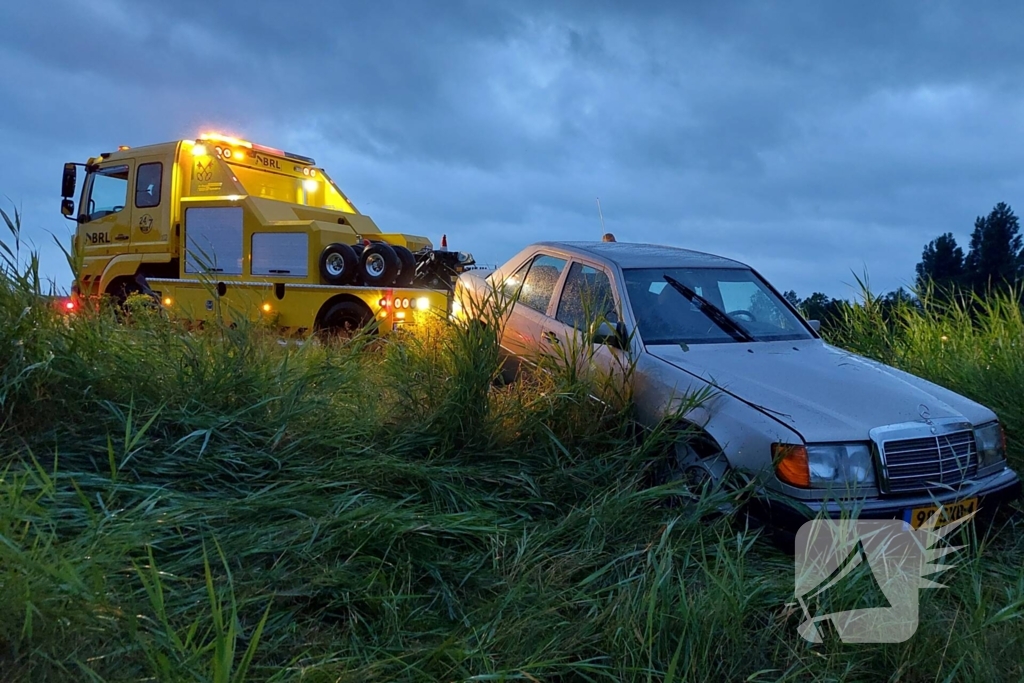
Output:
78,162,133,259
130,157,171,252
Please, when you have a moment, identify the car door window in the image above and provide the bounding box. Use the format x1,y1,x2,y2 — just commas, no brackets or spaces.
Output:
517,254,567,313
556,262,618,329
85,165,129,222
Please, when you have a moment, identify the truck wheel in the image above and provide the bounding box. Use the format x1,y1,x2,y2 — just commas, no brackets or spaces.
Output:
392,245,417,287
359,243,401,287
318,300,372,338
319,243,357,285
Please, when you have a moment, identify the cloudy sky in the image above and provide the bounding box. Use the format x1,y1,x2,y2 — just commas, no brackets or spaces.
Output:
2,0,1022,298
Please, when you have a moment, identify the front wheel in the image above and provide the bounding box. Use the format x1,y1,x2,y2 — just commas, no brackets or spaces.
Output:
657,439,738,515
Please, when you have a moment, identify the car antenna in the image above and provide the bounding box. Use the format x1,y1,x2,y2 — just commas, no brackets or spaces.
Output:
596,197,606,232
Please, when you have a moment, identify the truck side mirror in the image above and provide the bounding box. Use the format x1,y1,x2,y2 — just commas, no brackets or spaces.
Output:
61,163,77,198
809,319,821,333
592,320,627,349
61,199,75,217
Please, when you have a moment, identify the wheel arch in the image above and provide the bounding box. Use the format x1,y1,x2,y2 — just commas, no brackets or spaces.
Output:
313,293,374,331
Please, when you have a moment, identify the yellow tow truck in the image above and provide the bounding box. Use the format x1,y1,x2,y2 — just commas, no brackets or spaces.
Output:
60,133,473,334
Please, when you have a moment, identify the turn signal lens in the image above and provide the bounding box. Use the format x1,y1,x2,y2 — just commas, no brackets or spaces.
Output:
773,443,810,488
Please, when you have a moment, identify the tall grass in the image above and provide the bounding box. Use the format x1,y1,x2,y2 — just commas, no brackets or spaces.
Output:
1,214,1023,681
832,278,1024,470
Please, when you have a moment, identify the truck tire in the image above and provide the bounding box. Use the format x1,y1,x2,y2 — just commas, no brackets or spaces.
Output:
319,243,357,285
359,242,401,287
392,245,417,287
317,300,372,338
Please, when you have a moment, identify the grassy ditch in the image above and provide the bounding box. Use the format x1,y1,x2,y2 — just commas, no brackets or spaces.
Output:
1,213,1023,681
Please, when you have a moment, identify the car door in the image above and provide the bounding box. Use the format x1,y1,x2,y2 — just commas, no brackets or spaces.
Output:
544,260,631,389
499,253,569,365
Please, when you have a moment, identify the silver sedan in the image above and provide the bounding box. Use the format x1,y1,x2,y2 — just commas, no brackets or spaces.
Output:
455,241,1021,532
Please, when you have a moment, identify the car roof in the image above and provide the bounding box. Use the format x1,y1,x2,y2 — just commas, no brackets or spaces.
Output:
534,241,748,269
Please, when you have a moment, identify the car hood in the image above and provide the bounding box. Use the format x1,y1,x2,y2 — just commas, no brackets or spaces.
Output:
647,339,994,442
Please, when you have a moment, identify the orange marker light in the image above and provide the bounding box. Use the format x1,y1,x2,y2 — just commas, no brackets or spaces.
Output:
163,297,172,306
773,444,810,488
262,303,271,312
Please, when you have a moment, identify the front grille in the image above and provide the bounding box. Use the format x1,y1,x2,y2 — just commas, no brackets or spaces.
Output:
881,430,978,493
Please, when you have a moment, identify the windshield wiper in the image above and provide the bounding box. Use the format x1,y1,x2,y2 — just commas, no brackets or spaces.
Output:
662,275,756,343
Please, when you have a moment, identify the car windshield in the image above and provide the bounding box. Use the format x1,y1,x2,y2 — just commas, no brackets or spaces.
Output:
622,267,813,344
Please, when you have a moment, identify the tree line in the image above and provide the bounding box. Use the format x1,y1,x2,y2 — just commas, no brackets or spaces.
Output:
784,201,1024,328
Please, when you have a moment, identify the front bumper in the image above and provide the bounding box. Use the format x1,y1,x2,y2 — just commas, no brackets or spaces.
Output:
748,467,1021,534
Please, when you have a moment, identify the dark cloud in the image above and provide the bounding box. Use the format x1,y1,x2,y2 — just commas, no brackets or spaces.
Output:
2,0,1024,297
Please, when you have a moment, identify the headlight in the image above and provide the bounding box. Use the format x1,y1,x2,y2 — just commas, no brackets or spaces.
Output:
773,443,876,489
974,422,1006,468
806,444,876,487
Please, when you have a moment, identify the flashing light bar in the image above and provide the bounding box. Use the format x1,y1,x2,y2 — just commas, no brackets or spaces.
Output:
198,132,253,149
197,132,316,166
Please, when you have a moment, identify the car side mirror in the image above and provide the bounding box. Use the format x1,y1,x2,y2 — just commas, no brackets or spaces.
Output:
61,198,75,217
808,319,821,333
592,320,627,349
61,163,77,198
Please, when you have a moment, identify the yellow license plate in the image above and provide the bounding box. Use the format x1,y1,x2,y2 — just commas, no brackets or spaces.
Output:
905,497,978,529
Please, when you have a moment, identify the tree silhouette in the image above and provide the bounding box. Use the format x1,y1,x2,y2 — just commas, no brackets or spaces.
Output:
964,202,1024,292
915,233,964,293
798,292,845,334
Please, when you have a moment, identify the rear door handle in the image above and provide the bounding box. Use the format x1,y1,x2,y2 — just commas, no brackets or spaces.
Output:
542,330,560,344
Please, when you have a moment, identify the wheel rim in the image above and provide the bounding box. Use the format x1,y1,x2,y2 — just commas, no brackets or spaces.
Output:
365,253,386,277
326,253,346,277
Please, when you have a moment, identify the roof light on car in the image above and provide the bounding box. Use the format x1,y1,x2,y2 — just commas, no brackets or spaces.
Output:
773,444,810,488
